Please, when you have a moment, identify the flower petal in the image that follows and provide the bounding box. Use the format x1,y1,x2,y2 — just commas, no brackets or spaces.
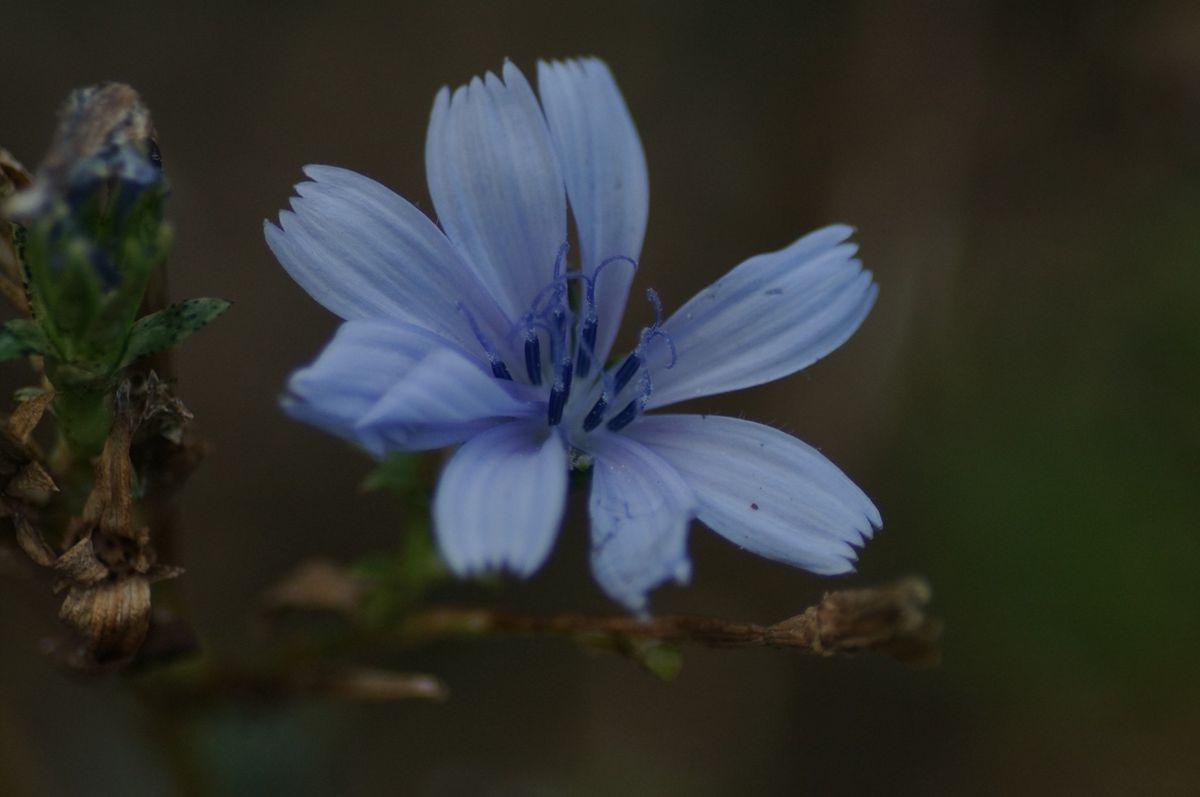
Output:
264,165,511,352
538,58,648,365
426,62,567,321
433,420,568,577
283,320,455,445
642,225,877,410
284,320,537,454
625,414,880,574
356,346,543,453
585,432,697,613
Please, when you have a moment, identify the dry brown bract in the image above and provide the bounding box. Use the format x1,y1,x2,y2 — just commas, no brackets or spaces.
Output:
52,382,185,665
0,149,32,313
1,392,58,564
5,380,196,668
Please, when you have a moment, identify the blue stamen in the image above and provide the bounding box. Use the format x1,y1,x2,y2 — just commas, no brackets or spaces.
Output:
648,328,678,369
582,393,608,432
524,333,542,386
611,352,641,396
459,301,512,381
571,256,637,380
552,241,569,278
575,315,597,378
605,399,640,432
559,360,573,405
547,358,573,426
547,389,566,426
645,287,664,325
593,254,638,284
605,373,652,432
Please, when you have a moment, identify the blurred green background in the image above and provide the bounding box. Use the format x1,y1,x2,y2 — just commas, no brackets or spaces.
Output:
2,1,1197,794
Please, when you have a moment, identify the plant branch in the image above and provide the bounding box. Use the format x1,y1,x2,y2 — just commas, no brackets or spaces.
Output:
398,576,940,665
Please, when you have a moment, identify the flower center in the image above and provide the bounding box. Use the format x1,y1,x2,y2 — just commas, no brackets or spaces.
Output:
462,246,675,435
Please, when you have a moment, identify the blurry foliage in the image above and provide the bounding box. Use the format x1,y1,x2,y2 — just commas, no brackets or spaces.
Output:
893,169,1200,706
355,452,447,624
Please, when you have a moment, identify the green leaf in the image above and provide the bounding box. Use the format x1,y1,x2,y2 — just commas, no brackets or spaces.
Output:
579,633,684,680
361,452,425,496
118,297,230,367
13,386,50,403
352,525,448,628
633,641,684,681
0,319,53,361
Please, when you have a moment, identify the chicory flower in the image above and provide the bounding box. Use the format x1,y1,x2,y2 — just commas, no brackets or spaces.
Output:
265,58,880,612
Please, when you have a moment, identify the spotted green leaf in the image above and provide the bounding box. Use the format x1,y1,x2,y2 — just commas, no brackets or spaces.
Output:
119,297,230,367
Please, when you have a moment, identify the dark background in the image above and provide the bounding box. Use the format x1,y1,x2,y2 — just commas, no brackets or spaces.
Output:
2,1,1198,794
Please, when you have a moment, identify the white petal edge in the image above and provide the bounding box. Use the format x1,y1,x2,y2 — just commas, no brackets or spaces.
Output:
538,57,648,366
433,420,568,577
625,414,880,574
585,431,697,613
265,166,511,354
642,225,877,410
426,62,567,322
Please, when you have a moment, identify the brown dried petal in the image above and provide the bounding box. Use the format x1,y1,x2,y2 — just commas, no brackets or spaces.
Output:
81,400,135,538
0,149,31,313
0,149,32,194
261,558,367,616
145,563,184,584
6,391,53,445
53,536,109,588
5,461,58,505
13,514,56,567
59,576,151,661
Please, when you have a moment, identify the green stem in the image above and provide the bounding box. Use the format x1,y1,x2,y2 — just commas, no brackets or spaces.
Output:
51,385,112,464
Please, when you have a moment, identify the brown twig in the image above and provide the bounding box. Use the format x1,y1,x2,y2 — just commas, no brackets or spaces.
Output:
399,577,941,665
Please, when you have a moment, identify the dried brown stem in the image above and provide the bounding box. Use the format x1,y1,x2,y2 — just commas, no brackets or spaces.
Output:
400,577,941,665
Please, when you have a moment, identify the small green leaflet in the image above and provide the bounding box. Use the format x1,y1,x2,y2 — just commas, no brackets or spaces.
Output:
0,319,53,361
118,297,231,367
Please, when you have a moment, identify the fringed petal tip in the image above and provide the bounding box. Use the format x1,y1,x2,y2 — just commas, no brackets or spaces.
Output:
425,58,567,322
644,225,878,410
626,414,880,578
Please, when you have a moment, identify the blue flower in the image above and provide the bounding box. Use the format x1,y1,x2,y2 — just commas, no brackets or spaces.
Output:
265,58,881,613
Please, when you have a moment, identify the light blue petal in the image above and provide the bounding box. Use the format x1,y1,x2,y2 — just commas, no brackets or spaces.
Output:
538,58,648,366
625,414,880,574
356,346,543,453
426,62,567,321
641,225,877,409
585,432,697,613
264,165,511,353
283,320,524,453
283,320,451,443
433,420,568,577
